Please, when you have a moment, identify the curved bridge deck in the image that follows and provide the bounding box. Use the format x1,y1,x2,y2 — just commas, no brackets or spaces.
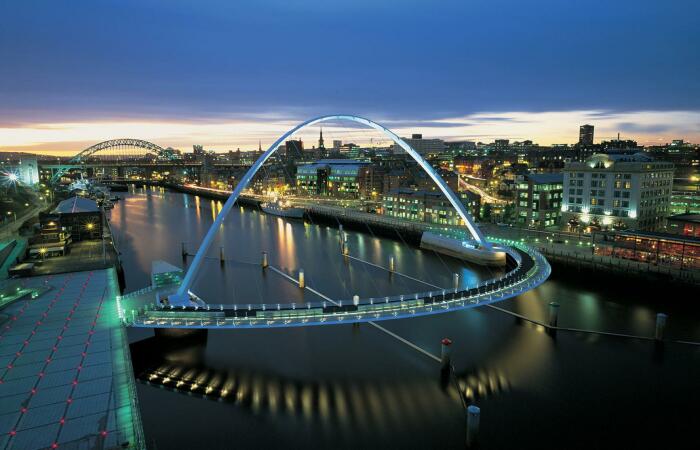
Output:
121,241,550,330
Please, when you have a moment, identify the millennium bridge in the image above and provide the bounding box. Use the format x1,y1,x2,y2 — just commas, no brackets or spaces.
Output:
111,115,550,329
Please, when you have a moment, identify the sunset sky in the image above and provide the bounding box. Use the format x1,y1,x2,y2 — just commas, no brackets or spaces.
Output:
2,0,699,155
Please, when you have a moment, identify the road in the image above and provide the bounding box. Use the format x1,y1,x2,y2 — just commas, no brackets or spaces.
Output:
456,174,507,205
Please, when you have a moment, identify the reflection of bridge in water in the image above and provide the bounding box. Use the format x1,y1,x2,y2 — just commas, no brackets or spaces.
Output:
113,115,550,330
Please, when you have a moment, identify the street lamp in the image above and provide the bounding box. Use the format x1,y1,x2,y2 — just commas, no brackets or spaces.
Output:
6,211,16,222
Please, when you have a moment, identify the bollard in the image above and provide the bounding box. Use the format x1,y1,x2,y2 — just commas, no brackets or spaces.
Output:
389,255,395,272
353,295,359,306
261,251,269,268
440,338,452,371
548,301,560,328
453,273,460,291
655,313,667,340
298,269,305,289
219,247,225,265
466,405,480,447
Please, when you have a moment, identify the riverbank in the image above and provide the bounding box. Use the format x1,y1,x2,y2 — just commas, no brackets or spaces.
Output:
139,181,700,285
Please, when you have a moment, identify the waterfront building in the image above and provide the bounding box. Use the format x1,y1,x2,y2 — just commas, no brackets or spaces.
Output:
296,159,370,198
514,173,563,229
382,188,477,226
579,124,594,146
30,197,103,258
562,153,674,231
358,165,385,200
666,213,700,238
593,230,700,270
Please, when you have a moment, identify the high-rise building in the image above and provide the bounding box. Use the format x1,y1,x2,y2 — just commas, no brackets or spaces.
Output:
332,140,342,151
562,153,674,231
579,124,594,146
514,173,564,229
393,134,445,155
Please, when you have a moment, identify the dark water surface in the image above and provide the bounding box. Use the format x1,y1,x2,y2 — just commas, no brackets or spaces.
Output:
112,186,700,450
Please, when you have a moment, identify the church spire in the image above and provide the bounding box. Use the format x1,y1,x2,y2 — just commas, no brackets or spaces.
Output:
318,127,325,149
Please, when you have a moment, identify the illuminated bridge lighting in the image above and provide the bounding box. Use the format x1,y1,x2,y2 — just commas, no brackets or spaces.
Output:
123,240,549,330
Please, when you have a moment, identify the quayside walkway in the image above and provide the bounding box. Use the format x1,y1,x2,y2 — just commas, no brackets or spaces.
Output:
0,269,144,450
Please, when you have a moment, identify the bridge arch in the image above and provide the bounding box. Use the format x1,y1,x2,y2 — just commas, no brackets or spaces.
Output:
70,138,166,163
50,138,168,182
177,114,490,298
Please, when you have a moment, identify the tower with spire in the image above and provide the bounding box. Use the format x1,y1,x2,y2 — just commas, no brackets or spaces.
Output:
318,127,325,150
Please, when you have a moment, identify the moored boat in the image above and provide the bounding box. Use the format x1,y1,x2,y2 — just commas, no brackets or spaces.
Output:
260,199,304,219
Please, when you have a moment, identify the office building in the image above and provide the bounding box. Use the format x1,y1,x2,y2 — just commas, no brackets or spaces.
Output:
515,173,564,229
392,134,445,155
579,124,594,146
562,153,674,231
382,189,463,226
296,159,370,198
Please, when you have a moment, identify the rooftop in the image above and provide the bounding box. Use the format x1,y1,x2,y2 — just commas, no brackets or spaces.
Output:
52,197,100,214
525,173,564,184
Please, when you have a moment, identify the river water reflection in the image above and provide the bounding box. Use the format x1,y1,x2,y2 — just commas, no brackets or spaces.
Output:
113,186,700,449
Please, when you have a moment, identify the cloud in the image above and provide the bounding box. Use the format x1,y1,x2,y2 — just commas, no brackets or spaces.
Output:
2,110,699,155
615,122,675,134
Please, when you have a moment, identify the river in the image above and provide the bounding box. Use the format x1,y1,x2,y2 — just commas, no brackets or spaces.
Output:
110,186,700,450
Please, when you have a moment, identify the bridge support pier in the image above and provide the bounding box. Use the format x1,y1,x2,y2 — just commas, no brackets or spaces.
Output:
262,251,269,268
440,338,452,371
389,255,395,272
655,313,667,340
453,273,459,290
548,301,560,328
466,405,480,448
181,242,187,259
298,269,305,289
219,247,225,266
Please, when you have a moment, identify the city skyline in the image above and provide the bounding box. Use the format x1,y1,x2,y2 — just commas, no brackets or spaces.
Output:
2,109,700,156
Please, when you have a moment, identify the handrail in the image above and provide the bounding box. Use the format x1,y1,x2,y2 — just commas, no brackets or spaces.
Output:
127,242,550,328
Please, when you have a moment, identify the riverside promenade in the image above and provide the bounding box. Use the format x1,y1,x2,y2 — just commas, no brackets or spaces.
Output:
0,268,144,449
